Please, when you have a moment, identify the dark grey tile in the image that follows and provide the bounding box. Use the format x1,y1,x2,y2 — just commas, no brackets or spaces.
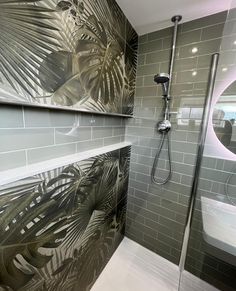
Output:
0,105,23,128
0,128,54,152
139,34,148,44
135,172,152,185
183,153,196,165
171,83,194,96
104,136,122,146
136,76,144,87
147,202,176,220
171,141,197,154
55,127,91,144
27,143,76,164
126,126,155,138
77,139,103,152
133,204,159,222
78,114,104,127
142,96,162,108
177,29,201,46
159,216,185,234
148,27,172,41
113,127,125,137
137,63,160,76
128,196,146,208
201,23,225,41
197,55,212,69
138,54,146,66
181,175,193,186
161,198,188,214
202,157,217,169
24,107,75,127
129,179,148,192
127,211,145,224
171,151,184,163
158,233,182,250
228,7,236,20
200,168,229,183
181,11,227,32
187,132,199,143
162,37,172,50
130,162,150,175
146,49,170,64
178,39,221,59
173,57,198,72
135,189,161,205
171,130,187,142
104,117,122,127
125,226,144,241
172,162,194,176
135,86,157,97
138,39,163,54
176,68,209,84
198,178,212,191
148,185,179,202
92,127,113,139
0,151,26,171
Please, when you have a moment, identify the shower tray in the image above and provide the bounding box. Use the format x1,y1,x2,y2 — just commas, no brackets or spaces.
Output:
201,196,236,265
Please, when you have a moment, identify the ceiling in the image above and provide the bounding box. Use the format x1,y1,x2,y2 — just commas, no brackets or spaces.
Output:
116,0,232,35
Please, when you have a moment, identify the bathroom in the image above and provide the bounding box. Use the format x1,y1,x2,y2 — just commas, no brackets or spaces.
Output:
0,0,235,290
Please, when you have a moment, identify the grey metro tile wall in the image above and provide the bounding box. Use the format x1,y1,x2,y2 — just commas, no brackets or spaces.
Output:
0,105,126,172
185,156,236,291
125,11,227,265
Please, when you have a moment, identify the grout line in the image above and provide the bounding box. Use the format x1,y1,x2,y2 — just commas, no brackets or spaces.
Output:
22,106,26,128
25,149,28,166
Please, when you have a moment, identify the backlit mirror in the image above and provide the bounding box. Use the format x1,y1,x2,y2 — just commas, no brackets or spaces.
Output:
213,80,236,154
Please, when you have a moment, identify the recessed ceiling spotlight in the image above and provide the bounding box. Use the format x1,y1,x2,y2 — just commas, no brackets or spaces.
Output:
192,71,197,76
192,47,198,54
234,40,236,45
222,67,228,72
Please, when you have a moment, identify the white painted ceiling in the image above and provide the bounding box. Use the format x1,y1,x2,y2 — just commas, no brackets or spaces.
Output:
116,0,232,35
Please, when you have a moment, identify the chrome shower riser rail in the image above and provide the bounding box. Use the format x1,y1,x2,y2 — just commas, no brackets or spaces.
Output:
151,15,182,186
178,53,220,289
168,15,182,98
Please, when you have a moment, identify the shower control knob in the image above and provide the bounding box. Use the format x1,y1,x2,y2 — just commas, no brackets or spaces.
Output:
158,120,171,133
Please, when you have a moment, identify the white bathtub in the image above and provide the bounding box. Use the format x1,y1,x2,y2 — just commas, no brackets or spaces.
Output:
201,196,236,259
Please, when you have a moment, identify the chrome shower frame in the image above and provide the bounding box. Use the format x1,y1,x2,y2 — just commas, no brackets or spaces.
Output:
151,15,182,185
178,53,220,289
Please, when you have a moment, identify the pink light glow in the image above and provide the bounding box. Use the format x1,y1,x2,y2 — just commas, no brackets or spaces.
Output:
204,0,236,161
205,66,236,161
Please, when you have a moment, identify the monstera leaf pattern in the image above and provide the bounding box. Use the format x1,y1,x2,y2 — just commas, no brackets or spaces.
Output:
0,0,61,101
0,147,130,291
0,179,68,290
0,0,137,115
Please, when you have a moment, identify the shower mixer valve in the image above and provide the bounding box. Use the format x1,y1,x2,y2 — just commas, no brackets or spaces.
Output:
158,120,171,133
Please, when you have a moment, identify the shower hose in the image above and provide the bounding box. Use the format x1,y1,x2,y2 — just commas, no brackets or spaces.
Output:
151,131,172,185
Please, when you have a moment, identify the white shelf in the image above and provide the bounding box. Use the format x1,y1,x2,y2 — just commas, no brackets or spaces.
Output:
0,142,131,187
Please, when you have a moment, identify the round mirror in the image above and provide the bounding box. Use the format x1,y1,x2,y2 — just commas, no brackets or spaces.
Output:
213,80,236,154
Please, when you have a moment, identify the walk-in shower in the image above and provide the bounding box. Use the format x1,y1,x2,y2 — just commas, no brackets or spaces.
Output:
151,15,182,185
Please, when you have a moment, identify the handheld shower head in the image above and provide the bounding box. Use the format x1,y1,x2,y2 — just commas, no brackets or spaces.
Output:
154,73,170,84
154,73,170,97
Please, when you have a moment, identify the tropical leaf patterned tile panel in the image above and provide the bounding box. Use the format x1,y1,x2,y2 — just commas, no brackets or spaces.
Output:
0,146,131,291
0,0,137,116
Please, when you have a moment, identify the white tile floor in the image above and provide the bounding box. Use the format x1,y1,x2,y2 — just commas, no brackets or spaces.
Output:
92,237,219,291
92,237,179,291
